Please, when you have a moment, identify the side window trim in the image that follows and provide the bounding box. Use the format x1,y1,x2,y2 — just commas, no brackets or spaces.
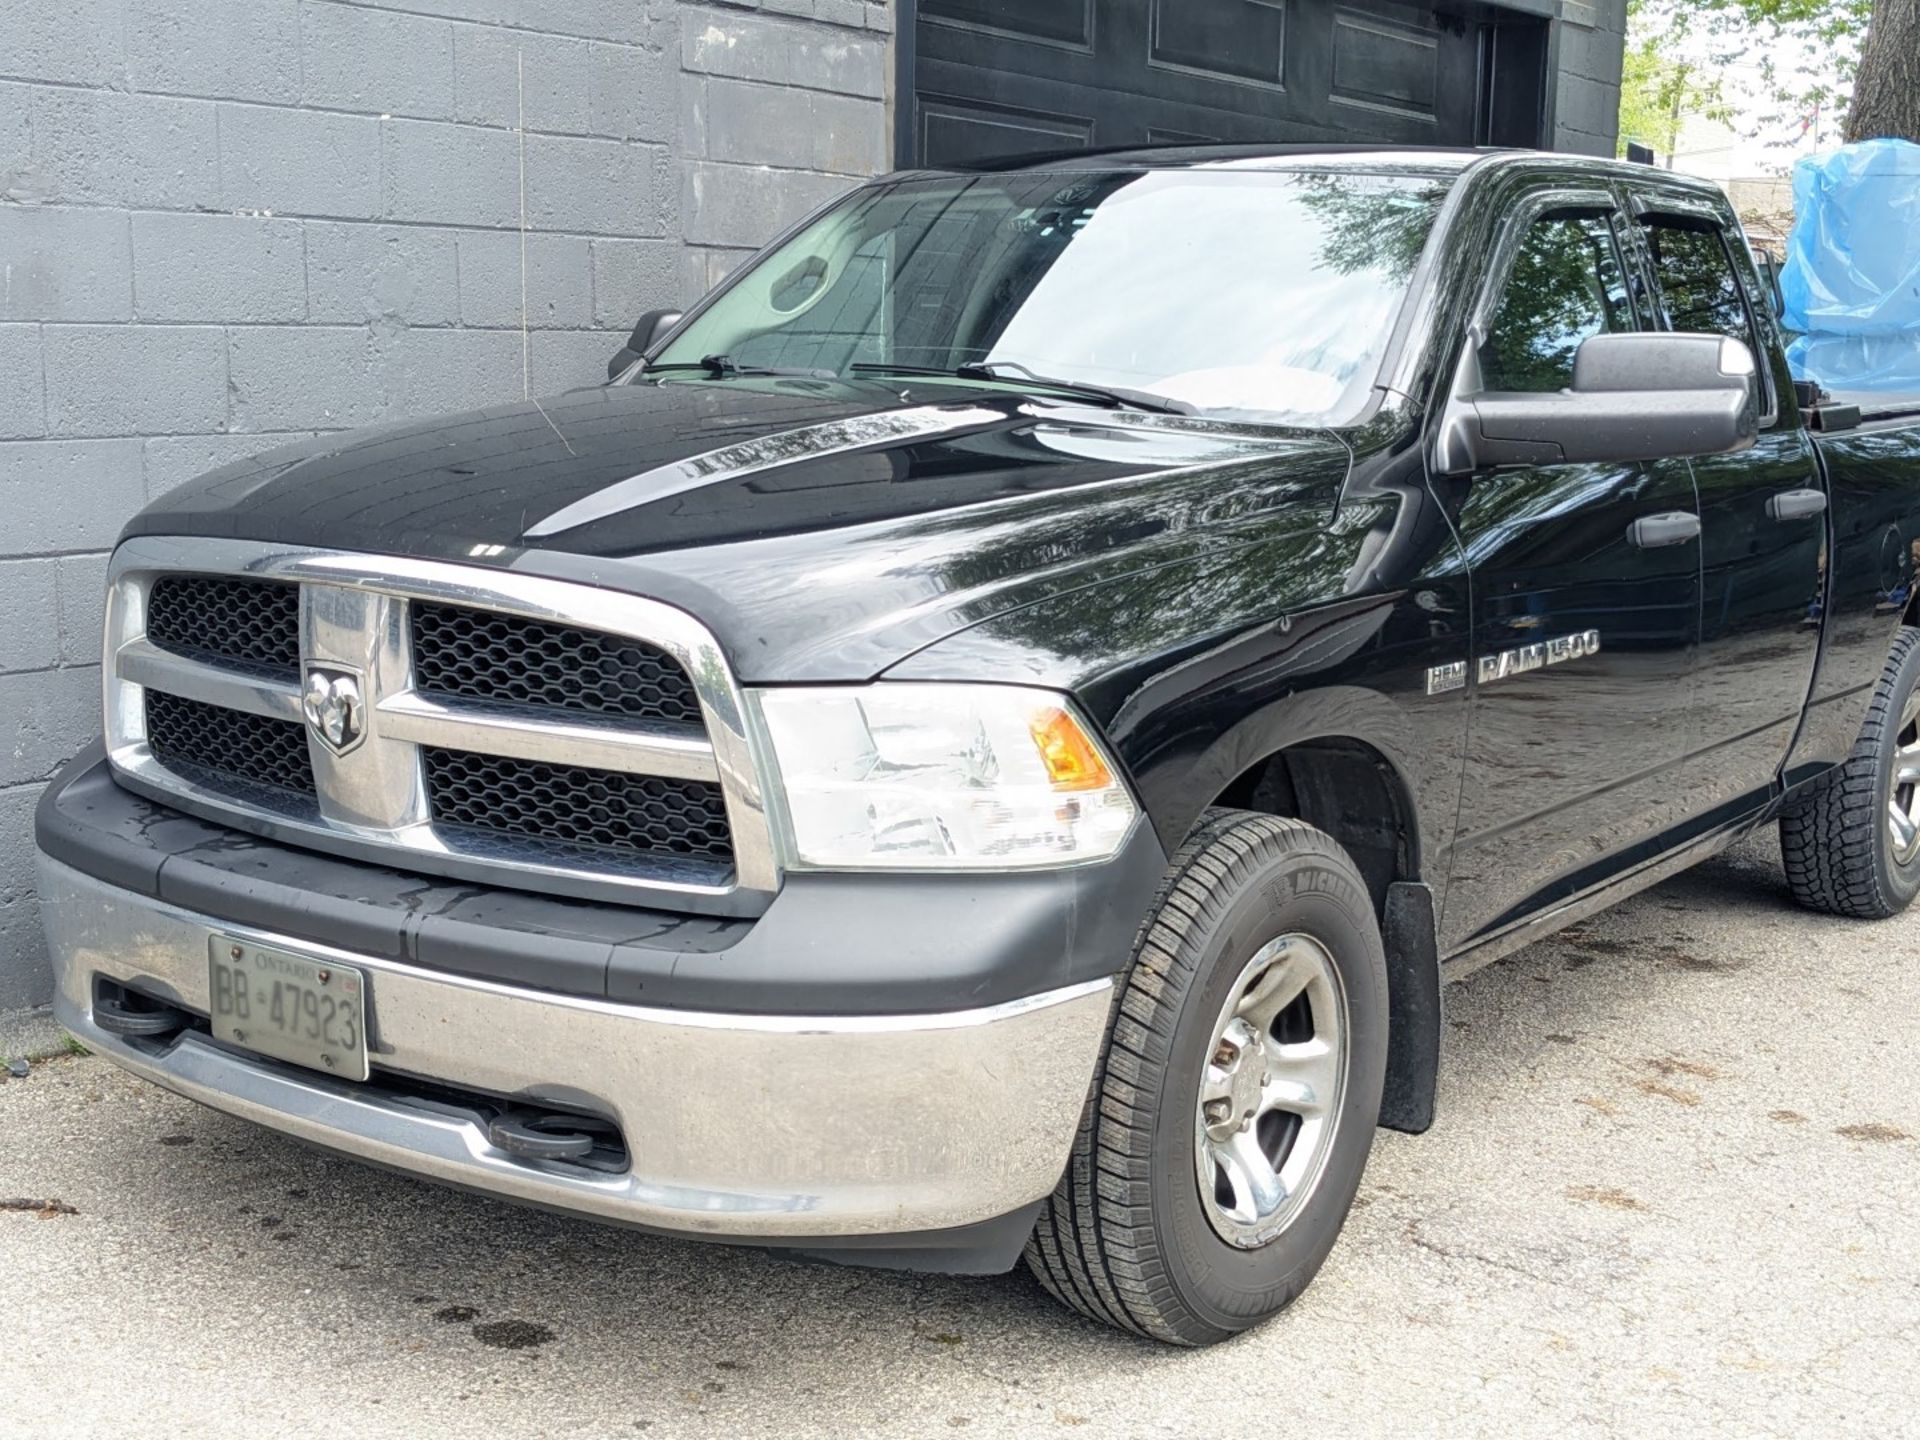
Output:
1629,196,1779,427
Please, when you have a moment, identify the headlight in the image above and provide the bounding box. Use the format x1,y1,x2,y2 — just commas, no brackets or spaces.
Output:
753,683,1137,870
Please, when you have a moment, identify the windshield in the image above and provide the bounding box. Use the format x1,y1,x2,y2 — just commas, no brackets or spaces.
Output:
648,166,1451,425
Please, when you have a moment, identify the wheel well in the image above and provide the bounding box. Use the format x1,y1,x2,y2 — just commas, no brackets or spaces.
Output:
1212,737,1437,1134
1211,738,1417,921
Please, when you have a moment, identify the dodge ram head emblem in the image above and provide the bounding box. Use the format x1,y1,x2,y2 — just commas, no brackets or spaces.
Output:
301,667,365,754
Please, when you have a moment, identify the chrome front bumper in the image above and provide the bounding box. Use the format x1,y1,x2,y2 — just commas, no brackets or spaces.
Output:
38,855,1112,1241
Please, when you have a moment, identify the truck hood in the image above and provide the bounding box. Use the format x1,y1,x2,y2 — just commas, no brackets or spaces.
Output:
129,378,1350,681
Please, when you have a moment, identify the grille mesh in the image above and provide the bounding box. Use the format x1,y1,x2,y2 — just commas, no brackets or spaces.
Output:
145,689,316,798
147,575,300,678
423,748,732,864
411,603,703,727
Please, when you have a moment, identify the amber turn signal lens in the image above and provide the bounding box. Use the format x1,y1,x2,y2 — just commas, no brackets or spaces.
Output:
1028,706,1114,791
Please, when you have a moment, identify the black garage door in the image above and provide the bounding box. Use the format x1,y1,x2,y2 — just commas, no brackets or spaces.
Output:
904,0,1548,166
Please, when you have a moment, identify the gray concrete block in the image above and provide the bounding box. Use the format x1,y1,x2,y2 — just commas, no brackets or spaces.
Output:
382,326,524,419
0,209,132,324
523,135,665,237
0,779,53,1011
17,86,221,212
127,0,301,104
516,0,652,44
0,899,51,1012
683,161,852,248
457,230,594,329
590,238,683,328
810,91,887,175
43,327,227,441
381,119,521,229
0,665,98,789
228,327,385,432
529,329,622,395
702,79,818,169
0,440,145,555
701,80,884,174
301,3,457,121
144,432,316,499
0,326,46,440
3,0,125,86
683,8,790,85
54,553,107,665
0,560,60,673
815,0,871,29
682,7,885,98
219,104,382,219
864,1,893,32
586,41,677,143
132,214,306,324
455,26,591,134
307,222,461,326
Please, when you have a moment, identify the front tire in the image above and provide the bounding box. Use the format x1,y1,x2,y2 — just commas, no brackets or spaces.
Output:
1781,626,1920,919
1025,809,1389,1345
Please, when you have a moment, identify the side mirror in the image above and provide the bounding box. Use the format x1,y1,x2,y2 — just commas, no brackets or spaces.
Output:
1439,332,1760,473
606,308,685,380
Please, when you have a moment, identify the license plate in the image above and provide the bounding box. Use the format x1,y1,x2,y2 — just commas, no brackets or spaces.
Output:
207,936,369,1081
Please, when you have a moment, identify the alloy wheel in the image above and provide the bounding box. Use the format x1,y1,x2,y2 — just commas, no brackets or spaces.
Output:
1193,933,1350,1250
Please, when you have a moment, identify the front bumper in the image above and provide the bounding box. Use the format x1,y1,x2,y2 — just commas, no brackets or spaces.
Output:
39,853,1113,1262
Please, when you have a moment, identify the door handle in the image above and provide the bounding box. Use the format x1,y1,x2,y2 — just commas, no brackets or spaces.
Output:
1766,487,1828,521
1626,511,1702,548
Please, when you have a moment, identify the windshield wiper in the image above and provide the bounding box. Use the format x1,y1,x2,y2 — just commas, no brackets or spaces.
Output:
853,360,1194,415
646,354,838,380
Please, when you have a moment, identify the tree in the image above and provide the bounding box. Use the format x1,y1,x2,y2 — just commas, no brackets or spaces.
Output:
1648,0,1916,145
1844,0,1920,141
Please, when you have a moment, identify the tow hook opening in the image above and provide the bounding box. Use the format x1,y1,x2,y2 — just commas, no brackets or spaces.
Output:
91,976,194,1043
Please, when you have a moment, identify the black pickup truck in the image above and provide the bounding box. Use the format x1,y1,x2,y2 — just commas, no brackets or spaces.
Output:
34,146,1920,1346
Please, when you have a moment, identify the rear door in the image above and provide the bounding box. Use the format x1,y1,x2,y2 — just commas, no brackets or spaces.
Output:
1437,190,1704,951
1630,195,1826,812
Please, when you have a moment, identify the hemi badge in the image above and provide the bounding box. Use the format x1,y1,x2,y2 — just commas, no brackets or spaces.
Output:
1425,660,1467,695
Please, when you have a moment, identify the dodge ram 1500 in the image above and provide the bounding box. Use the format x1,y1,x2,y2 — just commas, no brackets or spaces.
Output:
35,146,1920,1344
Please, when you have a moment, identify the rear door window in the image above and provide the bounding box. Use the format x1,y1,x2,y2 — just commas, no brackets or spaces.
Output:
1640,218,1770,417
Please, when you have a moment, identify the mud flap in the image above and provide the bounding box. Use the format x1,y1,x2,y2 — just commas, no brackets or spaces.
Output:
1379,880,1441,1134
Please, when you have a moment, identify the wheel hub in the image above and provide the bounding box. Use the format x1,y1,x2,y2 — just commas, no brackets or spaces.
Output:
1192,934,1349,1250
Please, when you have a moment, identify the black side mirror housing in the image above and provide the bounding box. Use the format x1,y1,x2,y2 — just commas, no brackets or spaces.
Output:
1436,332,1761,474
606,308,685,380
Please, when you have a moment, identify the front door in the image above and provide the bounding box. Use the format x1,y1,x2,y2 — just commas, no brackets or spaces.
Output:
1436,194,1704,951
1630,197,1827,809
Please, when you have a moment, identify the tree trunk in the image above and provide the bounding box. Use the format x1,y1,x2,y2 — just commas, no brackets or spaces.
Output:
1845,0,1920,143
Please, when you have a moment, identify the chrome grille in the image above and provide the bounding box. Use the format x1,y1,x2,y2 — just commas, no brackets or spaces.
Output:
412,603,703,727
103,538,778,912
424,748,733,863
147,575,300,679
145,689,316,799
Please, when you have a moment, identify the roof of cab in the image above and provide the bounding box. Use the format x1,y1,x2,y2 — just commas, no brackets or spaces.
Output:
889,144,1729,200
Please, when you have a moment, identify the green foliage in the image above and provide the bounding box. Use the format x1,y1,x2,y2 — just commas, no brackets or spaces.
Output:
1630,0,1872,147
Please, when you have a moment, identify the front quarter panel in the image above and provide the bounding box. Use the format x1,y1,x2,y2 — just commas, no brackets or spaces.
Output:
887,415,1473,899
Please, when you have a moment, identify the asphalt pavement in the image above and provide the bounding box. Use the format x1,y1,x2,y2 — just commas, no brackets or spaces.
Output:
3,831,1916,1439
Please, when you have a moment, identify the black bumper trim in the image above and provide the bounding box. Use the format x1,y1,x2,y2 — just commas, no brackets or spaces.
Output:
37,743,1167,1015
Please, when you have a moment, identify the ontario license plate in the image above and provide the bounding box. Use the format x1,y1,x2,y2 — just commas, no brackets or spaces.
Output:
208,936,369,1081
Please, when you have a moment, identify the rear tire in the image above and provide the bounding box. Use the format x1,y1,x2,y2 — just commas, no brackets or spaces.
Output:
1024,809,1388,1345
1781,626,1920,919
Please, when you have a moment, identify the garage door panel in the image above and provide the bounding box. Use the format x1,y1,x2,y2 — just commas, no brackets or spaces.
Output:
922,0,1094,49
1146,0,1288,90
916,94,1095,166
910,0,1487,166
1329,7,1440,120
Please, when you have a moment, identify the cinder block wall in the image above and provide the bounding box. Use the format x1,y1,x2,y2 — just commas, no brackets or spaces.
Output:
0,0,892,1010
1552,0,1627,156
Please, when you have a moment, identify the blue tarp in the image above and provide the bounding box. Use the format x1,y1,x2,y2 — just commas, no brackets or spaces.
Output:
1781,139,1920,393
